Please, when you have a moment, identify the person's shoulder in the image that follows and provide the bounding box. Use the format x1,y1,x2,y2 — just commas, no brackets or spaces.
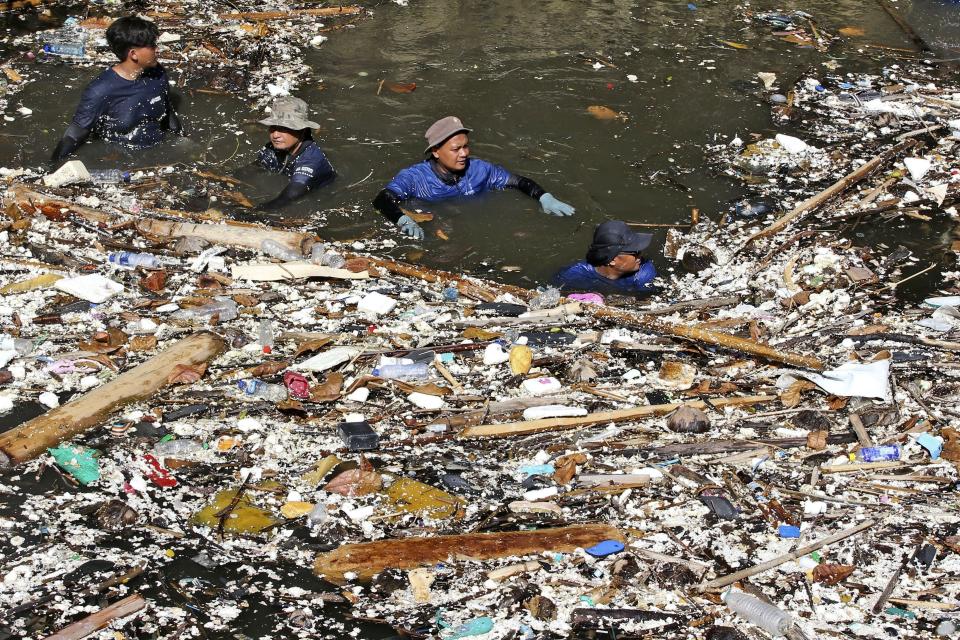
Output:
394,159,432,179
84,68,120,93
554,260,593,281
298,140,330,162
145,65,168,81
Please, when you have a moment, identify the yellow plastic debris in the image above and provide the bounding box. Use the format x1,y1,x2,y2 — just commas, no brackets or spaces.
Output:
385,477,465,520
0,273,62,294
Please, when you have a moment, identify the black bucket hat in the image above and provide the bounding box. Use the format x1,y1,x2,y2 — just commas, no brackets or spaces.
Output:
585,220,653,265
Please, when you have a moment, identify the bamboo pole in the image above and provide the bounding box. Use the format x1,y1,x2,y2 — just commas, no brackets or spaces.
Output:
136,218,315,256
314,524,622,583
695,519,875,592
42,594,145,640
742,140,916,248
459,395,775,439
0,332,225,467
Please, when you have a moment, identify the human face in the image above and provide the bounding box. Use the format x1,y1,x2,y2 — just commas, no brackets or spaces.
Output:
129,44,158,69
431,133,470,172
269,126,304,152
609,252,642,275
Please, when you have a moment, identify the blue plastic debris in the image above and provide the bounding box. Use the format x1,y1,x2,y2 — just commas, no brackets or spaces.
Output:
446,616,494,639
585,539,625,558
779,525,801,538
48,445,101,485
519,464,554,477
687,2,696,9
916,433,943,460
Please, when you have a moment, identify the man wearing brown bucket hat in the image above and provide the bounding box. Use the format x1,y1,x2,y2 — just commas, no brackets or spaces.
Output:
372,115,575,239
255,96,336,210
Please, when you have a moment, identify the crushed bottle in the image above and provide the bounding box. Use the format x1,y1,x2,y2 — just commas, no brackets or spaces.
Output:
261,239,303,262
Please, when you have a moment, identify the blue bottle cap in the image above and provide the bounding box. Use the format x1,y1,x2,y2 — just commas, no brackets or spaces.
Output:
585,539,625,558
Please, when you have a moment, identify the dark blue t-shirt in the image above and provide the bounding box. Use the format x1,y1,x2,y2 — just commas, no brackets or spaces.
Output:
552,259,657,295
385,158,513,202
257,139,335,190
72,66,172,147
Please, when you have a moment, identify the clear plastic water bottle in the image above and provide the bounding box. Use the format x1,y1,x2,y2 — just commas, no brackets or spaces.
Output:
307,503,328,526
372,362,430,381
171,298,238,322
528,286,561,310
258,319,274,354
107,252,160,269
309,244,346,268
153,439,204,457
89,169,131,185
723,590,795,636
42,33,86,58
858,444,900,462
261,239,303,262
0,335,33,356
236,379,288,402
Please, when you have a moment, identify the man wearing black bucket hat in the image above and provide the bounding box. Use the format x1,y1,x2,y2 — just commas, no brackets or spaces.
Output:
372,115,575,240
255,96,336,210
552,220,658,295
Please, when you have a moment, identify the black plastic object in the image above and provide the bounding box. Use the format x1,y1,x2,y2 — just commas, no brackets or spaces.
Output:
164,403,209,421
474,302,528,317
520,330,576,347
699,495,739,520
338,420,379,451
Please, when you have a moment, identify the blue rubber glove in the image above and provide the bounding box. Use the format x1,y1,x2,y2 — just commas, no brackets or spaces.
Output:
539,192,575,216
396,214,425,240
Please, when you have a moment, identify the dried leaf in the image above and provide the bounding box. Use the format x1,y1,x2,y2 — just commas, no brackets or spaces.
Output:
167,363,207,385
826,395,849,411
838,26,865,37
435,229,449,241
246,360,290,378
343,258,371,273
140,270,167,293
79,328,128,354
404,210,434,223
309,372,344,402
509,345,533,375
221,190,255,208
324,456,382,496
718,39,750,49
232,294,261,307
807,430,828,451
813,563,856,585
942,427,960,462
462,327,501,341
553,453,588,485
293,337,334,358
587,105,623,121
2,67,23,83
780,380,816,408
781,34,815,46
129,335,158,352
276,398,305,412
80,354,118,372
407,382,452,397
385,81,417,93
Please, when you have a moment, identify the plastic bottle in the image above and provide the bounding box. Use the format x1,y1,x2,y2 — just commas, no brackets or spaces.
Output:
261,239,303,262
153,439,205,457
372,362,429,381
171,298,238,322
89,169,131,185
857,444,900,462
307,503,328,526
43,37,86,58
723,590,795,637
0,335,33,356
107,252,160,269
236,379,288,402
528,286,561,310
258,319,274,354
310,244,347,268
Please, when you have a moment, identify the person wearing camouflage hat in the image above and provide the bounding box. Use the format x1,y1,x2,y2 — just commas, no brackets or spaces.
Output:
255,96,335,210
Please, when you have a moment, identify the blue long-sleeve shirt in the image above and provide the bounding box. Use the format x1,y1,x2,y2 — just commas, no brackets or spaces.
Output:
552,259,658,295
71,66,174,147
385,158,514,202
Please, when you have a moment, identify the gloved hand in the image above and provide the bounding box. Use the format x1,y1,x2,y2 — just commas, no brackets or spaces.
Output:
539,193,575,216
396,214,425,240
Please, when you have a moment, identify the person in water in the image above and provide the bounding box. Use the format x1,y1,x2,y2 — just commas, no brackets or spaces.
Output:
372,116,575,239
552,220,658,295
255,96,336,210
51,16,182,161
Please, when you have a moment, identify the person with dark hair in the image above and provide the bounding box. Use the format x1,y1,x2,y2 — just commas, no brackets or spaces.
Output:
51,15,182,161
254,96,336,210
372,116,575,240
552,220,658,295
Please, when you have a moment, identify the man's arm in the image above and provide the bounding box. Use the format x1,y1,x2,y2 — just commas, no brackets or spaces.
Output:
51,76,107,162
504,171,575,217
51,124,91,162
260,181,310,210
373,188,423,240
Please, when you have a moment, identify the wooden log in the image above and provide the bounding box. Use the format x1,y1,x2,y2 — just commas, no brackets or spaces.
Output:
0,332,225,467
314,524,623,583
6,184,113,225
363,255,825,370
742,140,915,248
695,519,875,592
136,218,315,255
459,395,775,439
221,6,363,21
42,594,145,640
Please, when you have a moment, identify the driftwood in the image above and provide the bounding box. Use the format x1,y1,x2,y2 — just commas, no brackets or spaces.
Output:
459,395,775,439
363,256,825,370
231,262,369,282
314,524,623,583
7,184,112,225
42,594,145,640
220,6,363,21
0,332,225,467
136,218,315,255
696,519,876,591
742,140,916,248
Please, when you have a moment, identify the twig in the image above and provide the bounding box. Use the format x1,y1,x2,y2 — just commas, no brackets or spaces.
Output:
881,261,938,290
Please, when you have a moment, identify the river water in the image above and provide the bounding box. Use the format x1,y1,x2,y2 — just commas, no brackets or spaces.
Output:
0,1,955,638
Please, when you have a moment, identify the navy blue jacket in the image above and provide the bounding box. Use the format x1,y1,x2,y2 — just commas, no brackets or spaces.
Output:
72,66,174,147
256,139,336,190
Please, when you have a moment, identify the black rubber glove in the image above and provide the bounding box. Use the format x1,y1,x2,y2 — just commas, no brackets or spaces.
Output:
51,124,90,162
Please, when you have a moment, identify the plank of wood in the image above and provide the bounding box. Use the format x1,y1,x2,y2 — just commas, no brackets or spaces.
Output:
849,413,874,447
314,524,623,583
42,594,145,640
820,462,904,473
136,218,316,255
0,332,225,467
459,395,775,439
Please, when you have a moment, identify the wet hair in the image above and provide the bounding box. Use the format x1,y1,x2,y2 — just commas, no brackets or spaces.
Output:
106,16,159,62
